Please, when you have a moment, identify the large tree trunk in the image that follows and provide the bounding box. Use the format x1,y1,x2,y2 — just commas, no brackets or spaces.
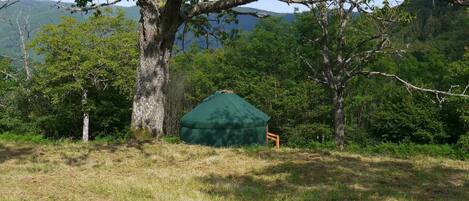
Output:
82,89,89,142
333,90,345,150
131,1,181,138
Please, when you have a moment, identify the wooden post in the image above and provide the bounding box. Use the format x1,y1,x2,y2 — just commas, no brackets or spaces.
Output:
275,136,280,149
266,125,280,150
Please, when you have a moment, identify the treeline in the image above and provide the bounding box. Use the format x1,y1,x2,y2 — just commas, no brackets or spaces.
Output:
170,0,469,149
0,1,468,152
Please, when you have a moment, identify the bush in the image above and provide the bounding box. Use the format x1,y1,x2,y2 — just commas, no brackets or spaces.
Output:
346,125,376,146
305,141,336,151
457,133,469,151
284,123,332,148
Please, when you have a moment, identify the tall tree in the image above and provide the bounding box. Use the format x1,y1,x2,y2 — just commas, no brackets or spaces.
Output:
31,10,137,141
296,0,468,150
69,0,275,137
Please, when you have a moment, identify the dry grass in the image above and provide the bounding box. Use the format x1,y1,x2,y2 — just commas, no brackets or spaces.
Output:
0,140,468,201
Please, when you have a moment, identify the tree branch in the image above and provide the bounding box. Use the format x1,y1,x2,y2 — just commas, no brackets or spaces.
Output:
186,0,257,18
55,0,122,13
229,9,269,18
450,0,469,6
278,0,326,7
362,71,469,100
299,54,328,84
0,69,17,81
0,0,18,10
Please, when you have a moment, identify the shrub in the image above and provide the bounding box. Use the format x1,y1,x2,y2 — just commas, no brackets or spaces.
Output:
345,125,376,146
284,123,332,148
457,133,469,151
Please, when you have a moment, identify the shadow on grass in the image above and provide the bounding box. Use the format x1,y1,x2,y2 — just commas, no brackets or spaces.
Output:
0,140,155,166
60,140,157,167
0,144,35,164
198,150,469,201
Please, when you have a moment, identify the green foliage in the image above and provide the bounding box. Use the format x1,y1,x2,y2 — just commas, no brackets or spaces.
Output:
285,123,332,148
172,17,331,141
29,9,137,139
94,129,131,144
457,133,469,151
0,132,50,143
304,141,468,160
399,0,469,60
351,143,468,160
131,128,154,142
0,0,467,161
170,4,468,154
0,57,38,134
162,136,182,144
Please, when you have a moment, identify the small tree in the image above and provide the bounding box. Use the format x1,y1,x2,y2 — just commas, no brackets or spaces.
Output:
31,10,137,141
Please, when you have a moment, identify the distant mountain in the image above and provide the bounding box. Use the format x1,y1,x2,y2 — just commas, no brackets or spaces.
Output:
0,0,294,59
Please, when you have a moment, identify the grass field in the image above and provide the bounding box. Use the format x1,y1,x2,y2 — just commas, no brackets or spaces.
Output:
0,140,468,201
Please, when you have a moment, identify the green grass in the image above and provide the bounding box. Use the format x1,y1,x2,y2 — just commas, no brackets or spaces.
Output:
0,132,51,144
0,138,468,201
300,141,469,160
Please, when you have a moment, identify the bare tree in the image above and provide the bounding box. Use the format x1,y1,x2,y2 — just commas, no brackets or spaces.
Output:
1,9,32,80
292,0,468,150
15,11,32,80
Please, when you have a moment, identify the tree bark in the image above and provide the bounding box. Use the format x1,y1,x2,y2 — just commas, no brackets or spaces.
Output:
333,89,345,150
131,0,182,137
82,89,89,142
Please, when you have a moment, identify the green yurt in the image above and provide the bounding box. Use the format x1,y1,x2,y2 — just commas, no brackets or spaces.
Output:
180,91,270,147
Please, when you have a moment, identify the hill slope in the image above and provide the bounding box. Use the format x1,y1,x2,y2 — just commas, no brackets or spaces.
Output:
0,0,292,58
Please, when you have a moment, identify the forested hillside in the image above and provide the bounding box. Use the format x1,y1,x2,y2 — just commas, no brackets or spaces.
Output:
0,0,287,58
0,0,468,156
168,0,469,150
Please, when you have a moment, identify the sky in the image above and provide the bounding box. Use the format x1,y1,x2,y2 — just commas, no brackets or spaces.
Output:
56,0,403,13
244,0,402,13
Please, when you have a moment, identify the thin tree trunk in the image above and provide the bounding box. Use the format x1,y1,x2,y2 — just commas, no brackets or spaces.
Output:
333,90,345,150
82,89,89,142
131,2,181,138
16,14,31,80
